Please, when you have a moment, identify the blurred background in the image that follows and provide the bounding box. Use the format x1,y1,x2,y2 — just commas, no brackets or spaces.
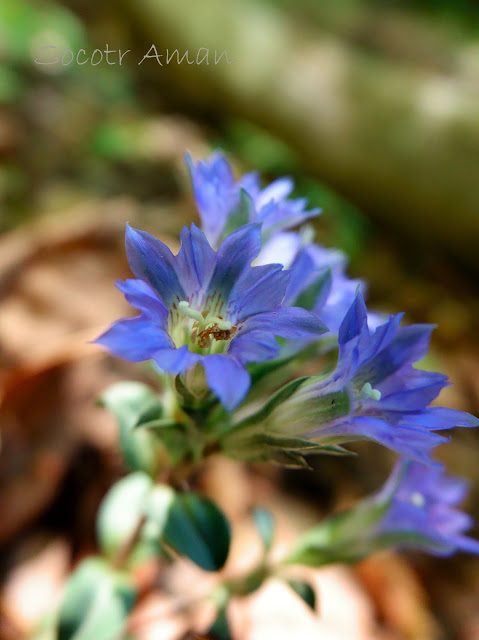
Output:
1,0,479,638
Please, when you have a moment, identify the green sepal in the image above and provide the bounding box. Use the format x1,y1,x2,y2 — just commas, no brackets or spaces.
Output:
247,355,296,386
285,579,317,611
283,498,391,567
57,557,136,640
223,432,353,468
304,389,352,426
247,434,353,455
229,377,310,434
267,450,312,469
174,373,197,407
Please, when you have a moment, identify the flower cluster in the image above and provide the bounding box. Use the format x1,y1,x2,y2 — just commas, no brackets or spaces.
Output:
96,150,479,560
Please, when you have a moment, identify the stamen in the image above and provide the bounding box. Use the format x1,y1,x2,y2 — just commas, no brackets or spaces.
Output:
359,382,382,401
202,316,232,331
300,224,315,246
178,300,204,323
410,492,425,507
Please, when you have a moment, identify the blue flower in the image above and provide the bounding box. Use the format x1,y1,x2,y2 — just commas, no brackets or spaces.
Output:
286,240,366,337
271,293,478,462
286,461,479,564
186,152,320,248
95,223,326,410
258,231,383,345
376,460,479,556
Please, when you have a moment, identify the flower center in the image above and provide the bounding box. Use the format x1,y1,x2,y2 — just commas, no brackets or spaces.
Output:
170,300,237,354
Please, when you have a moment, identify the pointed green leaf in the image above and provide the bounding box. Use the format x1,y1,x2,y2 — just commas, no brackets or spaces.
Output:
252,508,274,553
162,493,231,572
285,579,316,611
57,558,136,640
131,399,163,429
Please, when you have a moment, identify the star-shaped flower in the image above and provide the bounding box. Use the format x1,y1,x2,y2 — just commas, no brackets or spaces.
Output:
376,460,479,556
95,223,326,410
186,152,320,248
268,293,478,462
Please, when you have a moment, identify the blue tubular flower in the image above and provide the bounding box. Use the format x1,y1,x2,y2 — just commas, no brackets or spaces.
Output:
285,461,479,566
270,293,478,462
95,223,326,410
186,152,321,248
375,461,479,556
258,231,383,345
284,242,366,338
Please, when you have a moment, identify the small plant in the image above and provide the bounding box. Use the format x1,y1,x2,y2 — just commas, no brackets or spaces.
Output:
55,152,479,639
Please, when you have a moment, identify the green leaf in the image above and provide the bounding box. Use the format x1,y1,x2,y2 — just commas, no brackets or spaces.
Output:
57,558,136,640
97,472,162,565
285,579,316,611
100,382,163,474
162,493,231,572
252,508,274,553
131,398,163,428
144,484,176,532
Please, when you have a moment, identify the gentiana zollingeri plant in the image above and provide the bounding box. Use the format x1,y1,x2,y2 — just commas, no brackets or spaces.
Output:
52,152,479,640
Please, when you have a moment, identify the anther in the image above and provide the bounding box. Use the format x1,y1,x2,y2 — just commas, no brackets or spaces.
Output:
410,492,426,507
359,382,382,401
